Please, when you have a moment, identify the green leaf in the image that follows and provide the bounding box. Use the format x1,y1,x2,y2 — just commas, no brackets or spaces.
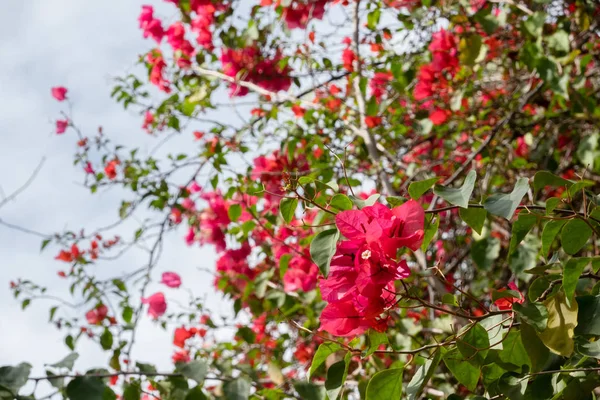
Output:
123,382,142,400
513,302,548,332
308,343,342,380
547,30,570,54
365,368,403,400
420,214,439,252
310,229,340,276
228,204,243,222
520,322,550,373
457,323,490,366
279,198,297,224
178,360,208,384
293,382,325,400
349,194,380,209
471,237,500,270
563,258,593,305
576,339,600,358
433,170,476,209
541,219,566,257
364,331,389,358
523,12,546,38
539,291,578,357
459,34,483,66
483,177,529,219
509,213,538,255
0,363,31,394
408,178,438,200
325,353,350,400
136,362,157,374
498,330,531,372
100,329,113,351
329,194,353,212
546,197,561,214
66,377,115,400
533,171,572,195
459,207,487,235
185,386,209,400
406,351,442,400
443,348,480,391
442,293,459,307
561,219,592,255
49,353,79,370
575,295,600,336
386,196,407,207
498,373,527,400
223,378,251,400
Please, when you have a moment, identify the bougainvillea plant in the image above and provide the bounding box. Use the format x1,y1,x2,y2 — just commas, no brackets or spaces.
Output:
4,0,600,399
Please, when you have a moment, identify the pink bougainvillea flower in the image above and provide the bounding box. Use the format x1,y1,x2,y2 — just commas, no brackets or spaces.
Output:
319,200,425,337
161,272,182,288
171,349,190,364
56,120,68,134
142,292,167,318
138,5,164,43
51,87,68,101
429,108,450,125
84,161,95,175
494,282,525,310
86,304,108,325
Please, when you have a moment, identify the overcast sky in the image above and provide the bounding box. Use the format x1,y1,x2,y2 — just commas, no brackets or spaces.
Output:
0,1,237,393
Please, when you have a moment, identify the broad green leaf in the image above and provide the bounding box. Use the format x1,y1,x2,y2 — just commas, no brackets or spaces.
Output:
433,170,476,209
100,328,113,350
406,351,442,400
420,215,439,252
520,322,550,373
575,295,600,336
136,362,157,374
364,330,389,358
308,343,342,380
539,291,578,357
365,368,403,400
310,229,340,276
546,197,561,214
49,353,79,370
576,339,600,358
349,194,380,209
567,180,594,198
483,178,529,219
228,204,243,222
561,219,592,255
66,377,115,400
386,196,407,207
223,378,251,400
498,373,527,400
293,382,325,400
532,171,572,195
471,237,500,270
459,34,483,66
279,198,297,223
0,363,31,394
325,353,350,400
408,177,438,200
46,370,65,390
177,360,208,384
498,330,531,372
508,213,538,255
442,293,459,307
123,382,142,400
563,258,593,305
457,323,490,366
523,12,547,38
329,194,352,212
443,348,480,391
459,207,487,235
541,219,566,257
185,386,209,400
513,302,548,332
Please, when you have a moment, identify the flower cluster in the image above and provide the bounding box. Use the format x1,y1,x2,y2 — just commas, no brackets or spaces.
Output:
220,46,292,97
319,201,425,336
261,0,330,29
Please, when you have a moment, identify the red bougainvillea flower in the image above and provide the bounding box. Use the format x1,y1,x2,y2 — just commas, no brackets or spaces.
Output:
494,282,525,310
172,349,190,364
51,87,67,101
138,5,164,43
142,111,154,133
291,104,306,117
56,120,68,134
161,272,182,288
104,159,120,180
318,200,425,337
142,292,167,318
365,116,382,128
173,326,195,348
55,244,82,263
86,304,108,325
